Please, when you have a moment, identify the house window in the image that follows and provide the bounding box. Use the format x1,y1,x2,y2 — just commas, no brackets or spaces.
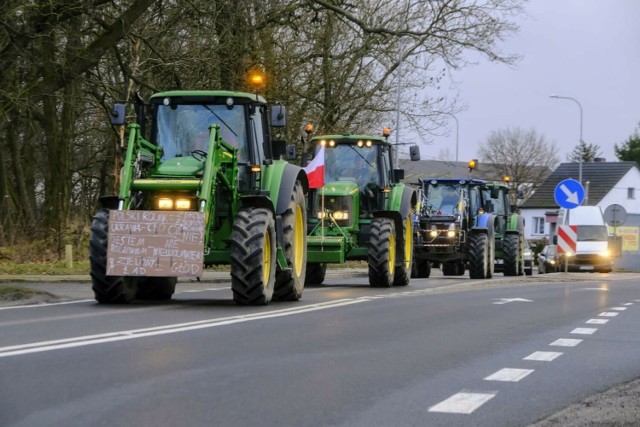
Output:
532,217,544,235
628,187,635,199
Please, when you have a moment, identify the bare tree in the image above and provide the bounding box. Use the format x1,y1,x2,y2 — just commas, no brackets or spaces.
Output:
477,127,559,203
567,141,602,163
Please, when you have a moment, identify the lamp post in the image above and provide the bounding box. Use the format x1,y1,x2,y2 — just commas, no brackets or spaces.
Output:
550,94,583,185
449,114,459,162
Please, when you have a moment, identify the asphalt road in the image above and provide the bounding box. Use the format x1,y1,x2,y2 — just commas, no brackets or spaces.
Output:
1,271,640,426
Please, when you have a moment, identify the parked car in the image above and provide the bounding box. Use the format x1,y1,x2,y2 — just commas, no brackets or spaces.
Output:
538,244,559,274
523,240,534,275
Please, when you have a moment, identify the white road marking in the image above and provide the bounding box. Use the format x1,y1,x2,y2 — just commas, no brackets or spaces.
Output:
493,298,533,305
599,312,619,317
484,368,534,382
524,351,563,361
571,328,597,335
623,303,634,306
0,298,369,358
0,299,95,311
550,338,582,347
429,392,496,414
611,307,627,311
586,319,609,324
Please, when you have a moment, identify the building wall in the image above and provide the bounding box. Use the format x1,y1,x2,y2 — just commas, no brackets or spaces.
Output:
597,168,640,214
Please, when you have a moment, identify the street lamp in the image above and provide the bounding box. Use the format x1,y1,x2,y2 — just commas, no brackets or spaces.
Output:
449,114,459,162
550,94,583,185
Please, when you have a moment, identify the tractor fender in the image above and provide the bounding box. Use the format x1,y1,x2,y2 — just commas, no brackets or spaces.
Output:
506,213,525,234
276,163,308,216
263,160,308,216
471,213,496,240
387,184,417,218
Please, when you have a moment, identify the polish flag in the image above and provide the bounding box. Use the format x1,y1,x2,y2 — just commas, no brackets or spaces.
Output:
303,146,325,189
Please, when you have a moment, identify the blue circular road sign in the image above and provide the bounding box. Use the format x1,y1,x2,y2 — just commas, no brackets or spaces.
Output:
554,178,585,209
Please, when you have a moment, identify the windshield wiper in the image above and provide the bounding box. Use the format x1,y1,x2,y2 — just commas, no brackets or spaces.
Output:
202,105,238,137
347,144,374,168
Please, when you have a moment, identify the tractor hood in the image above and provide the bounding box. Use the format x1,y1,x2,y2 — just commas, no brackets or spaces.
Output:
152,156,204,177
319,180,360,197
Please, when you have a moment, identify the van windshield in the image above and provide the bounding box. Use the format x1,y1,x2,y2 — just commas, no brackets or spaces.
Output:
577,225,608,241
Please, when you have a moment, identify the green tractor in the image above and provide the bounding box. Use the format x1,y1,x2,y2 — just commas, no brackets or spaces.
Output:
303,131,420,287
482,180,526,276
89,89,308,305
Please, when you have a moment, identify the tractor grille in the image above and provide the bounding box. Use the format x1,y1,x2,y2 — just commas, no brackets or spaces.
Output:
314,194,354,227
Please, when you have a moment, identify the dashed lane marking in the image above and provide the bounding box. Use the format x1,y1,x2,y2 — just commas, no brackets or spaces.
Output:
571,327,597,335
586,318,609,324
429,392,497,414
611,307,627,311
524,351,563,361
599,312,619,317
550,338,583,347
484,368,535,382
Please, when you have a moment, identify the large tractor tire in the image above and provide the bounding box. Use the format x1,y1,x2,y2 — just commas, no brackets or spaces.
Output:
442,262,459,276
503,233,520,276
230,207,276,305
412,260,431,278
274,181,307,301
305,263,327,285
368,218,396,287
136,277,177,301
468,233,490,279
393,217,413,287
89,209,137,304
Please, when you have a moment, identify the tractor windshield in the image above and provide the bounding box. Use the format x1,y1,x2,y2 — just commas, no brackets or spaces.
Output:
155,104,248,161
425,183,462,215
322,144,380,191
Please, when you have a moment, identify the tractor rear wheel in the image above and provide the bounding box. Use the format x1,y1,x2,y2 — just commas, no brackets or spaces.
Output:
468,233,489,279
368,218,396,287
136,277,177,300
393,217,413,287
230,207,276,305
305,263,327,285
274,181,307,301
89,209,137,304
503,233,519,276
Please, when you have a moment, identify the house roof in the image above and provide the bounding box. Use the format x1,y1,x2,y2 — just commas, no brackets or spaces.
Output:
521,161,639,209
397,159,503,186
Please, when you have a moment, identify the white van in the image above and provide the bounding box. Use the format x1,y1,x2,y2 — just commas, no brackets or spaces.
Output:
557,206,613,273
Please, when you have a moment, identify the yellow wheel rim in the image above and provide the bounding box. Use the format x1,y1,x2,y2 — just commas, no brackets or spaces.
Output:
293,204,304,276
263,230,272,286
404,218,412,270
389,228,396,275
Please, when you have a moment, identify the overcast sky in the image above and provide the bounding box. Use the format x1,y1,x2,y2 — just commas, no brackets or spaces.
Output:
420,0,640,164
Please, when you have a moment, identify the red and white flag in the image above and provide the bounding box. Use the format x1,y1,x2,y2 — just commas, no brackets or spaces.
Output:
304,146,325,189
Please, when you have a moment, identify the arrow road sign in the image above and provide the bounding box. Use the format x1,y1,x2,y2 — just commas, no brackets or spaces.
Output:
554,179,585,209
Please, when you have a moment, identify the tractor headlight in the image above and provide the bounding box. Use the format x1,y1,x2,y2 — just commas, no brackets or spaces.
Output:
332,211,349,220
175,198,192,210
155,196,194,210
550,260,556,265
599,249,610,258
447,230,456,238
157,198,174,209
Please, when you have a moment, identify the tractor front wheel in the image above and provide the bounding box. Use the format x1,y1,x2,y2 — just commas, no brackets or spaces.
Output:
305,263,327,285
274,181,307,301
368,218,396,287
136,277,177,300
230,207,276,305
393,217,413,287
413,260,431,278
89,209,137,304
468,233,490,279
503,233,520,276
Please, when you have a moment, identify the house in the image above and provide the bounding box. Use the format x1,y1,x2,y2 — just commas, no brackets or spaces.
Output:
520,160,640,270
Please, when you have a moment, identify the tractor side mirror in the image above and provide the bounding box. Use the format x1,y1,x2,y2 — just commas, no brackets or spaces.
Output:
111,102,126,126
271,104,286,128
393,169,405,181
286,144,297,160
409,144,420,161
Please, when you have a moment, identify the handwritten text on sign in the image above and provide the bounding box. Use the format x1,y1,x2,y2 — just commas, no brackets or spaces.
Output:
107,210,205,277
